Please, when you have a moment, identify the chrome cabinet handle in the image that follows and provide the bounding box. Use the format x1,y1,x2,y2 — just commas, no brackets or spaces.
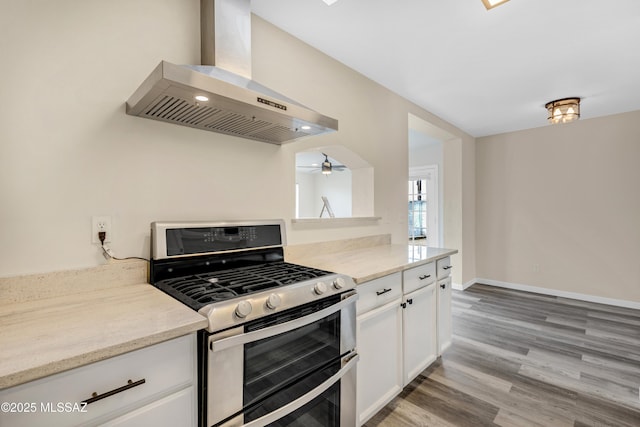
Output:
376,288,392,296
82,379,146,405
419,274,431,280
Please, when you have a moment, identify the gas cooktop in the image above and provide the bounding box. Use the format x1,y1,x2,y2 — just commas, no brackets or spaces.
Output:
155,261,334,311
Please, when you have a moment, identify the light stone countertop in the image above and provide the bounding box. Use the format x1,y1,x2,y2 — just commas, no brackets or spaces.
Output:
0,239,456,390
286,239,458,284
0,263,207,390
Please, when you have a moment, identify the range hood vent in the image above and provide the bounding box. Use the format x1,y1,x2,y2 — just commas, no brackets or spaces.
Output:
126,0,338,144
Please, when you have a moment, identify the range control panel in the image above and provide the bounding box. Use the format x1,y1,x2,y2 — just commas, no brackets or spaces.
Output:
151,220,285,259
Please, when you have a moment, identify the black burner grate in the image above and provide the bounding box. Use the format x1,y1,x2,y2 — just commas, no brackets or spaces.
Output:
155,262,332,310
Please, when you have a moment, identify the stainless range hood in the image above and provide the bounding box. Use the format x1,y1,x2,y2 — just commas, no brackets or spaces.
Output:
126,0,338,144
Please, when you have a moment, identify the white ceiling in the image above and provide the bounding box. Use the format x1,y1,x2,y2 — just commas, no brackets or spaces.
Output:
252,0,640,137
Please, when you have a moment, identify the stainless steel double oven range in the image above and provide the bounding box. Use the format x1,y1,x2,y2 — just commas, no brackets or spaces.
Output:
150,220,358,427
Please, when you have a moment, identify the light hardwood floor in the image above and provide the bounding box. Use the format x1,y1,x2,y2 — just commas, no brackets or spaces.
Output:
365,284,640,427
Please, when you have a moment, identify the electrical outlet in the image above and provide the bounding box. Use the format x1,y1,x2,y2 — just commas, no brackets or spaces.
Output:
92,216,112,244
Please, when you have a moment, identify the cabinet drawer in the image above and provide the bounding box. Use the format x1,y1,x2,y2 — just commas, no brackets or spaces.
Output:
436,256,453,279
0,334,196,427
356,272,402,315
402,262,436,294
100,387,195,427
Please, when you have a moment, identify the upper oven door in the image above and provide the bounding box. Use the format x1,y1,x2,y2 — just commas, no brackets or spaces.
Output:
207,291,357,427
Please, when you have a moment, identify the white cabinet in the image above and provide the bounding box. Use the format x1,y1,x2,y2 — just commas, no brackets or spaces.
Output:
436,256,453,354
402,283,437,386
355,256,453,426
436,256,453,279
402,261,435,294
0,334,197,427
437,276,453,354
356,273,403,426
401,262,438,386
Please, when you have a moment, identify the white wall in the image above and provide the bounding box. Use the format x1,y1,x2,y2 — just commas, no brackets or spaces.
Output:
295,172,317,218
409,130,443,170
476,110,640,303
295,170,352,218
0,0,474,281
315,170,353,218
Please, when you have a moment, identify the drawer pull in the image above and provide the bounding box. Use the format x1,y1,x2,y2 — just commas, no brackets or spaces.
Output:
376,288,392,296
419,274,431,280
443,266,453,270
82,378,146,405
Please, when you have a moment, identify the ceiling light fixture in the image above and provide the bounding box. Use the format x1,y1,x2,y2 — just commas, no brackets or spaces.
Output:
481,0,511,10
545,97,581,124
321,153,332,175
195,95,209,102
322,0,339,5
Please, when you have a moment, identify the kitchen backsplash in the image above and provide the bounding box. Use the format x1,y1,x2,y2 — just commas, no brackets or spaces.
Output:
0,260,148,305
285,234,391,262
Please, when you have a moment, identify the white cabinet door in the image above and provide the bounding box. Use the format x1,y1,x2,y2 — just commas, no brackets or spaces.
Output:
356,299,403,426
402,283,437,386
437,276,453,354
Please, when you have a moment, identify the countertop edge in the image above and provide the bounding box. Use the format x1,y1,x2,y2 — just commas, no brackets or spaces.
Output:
352,249,458,284
288,245,458,285
0,284,208,390
0,320,206,390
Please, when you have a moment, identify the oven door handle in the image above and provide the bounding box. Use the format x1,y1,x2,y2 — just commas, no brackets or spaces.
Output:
210,292,358,352
242,353,359,427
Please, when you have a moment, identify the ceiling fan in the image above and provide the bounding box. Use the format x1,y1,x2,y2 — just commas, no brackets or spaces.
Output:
297,153,348,174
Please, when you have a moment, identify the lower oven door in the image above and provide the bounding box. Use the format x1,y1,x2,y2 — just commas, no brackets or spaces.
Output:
206,291,357,427
242,352,358,427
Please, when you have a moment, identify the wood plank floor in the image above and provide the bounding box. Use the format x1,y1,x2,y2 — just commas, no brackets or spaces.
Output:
364,284,640,427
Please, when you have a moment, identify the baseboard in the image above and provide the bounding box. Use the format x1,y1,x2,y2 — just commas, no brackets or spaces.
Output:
472,278,640,310
452,279,475,291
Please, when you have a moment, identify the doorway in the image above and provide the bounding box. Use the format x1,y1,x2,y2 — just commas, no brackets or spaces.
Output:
408,165,439,247
408,114,449,248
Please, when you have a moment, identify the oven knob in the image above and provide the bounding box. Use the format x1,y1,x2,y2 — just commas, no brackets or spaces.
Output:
266,293,281,309
314,282,327,295
235,301,253,318
333,277,345,290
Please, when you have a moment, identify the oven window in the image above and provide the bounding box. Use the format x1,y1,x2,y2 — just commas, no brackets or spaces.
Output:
267,381,340,427
244,363,341,426
243,297,342,408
